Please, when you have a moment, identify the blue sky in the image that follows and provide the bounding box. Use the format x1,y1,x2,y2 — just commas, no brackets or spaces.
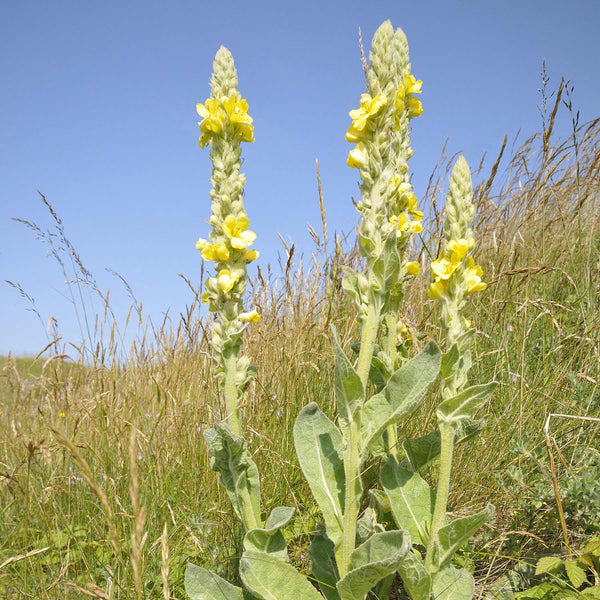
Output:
1,0,598,356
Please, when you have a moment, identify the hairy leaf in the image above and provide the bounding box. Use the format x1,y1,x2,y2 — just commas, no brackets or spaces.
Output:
204,424,261,528
332,327,364,436
184,563,243,600
243,506,295,561
336,530,410,600
361,341,441,459
294,402,345,549
240,550,323,600
309,533,341,600
397,551,432,600
437,382,498,424
380,457,433,545
433,504,495,569
432,566,475,599
402,418,486,471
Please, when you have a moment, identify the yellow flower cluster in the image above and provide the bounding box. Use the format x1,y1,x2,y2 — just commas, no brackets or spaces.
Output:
428,238,486,300
345,94,387,144
395,74,423,120
196,212,259,264
346,74,422,169
196,92,254,148
388,175,424,237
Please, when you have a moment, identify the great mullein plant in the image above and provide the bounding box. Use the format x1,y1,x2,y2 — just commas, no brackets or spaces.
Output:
186,22,497,600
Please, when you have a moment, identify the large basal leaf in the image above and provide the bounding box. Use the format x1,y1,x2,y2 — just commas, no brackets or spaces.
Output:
360,341,441,460
243,506,295,561
432,566,475,599
437,382,498,425
184,563,244,600
293,402,345,549
433,504,495,570
397,551,432,600
332,327,364,437
336,530,410,600
204,424,261,528
402,418,486,472
380,457,433,546
240,550,323,600
309,532,341,600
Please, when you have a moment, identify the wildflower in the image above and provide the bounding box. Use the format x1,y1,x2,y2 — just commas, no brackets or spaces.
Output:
462,317,471,329
196,239,230,262
347,142,368,169
395,73,423,123
345,94,387,143
405,261,420,276
244,249,259,263
217,269,237,292
59,411,66,418
197,97,225,148
428,279,447,300
431,255,459,280
392,213,422,234
239,310,260,323
222,214,256,249
465,259,486,294
223,93,254,142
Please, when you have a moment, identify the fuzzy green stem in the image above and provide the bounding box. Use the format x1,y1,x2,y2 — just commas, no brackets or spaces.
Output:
338,302,380,578
356,302,381,387
384,316,400,460
224,351,241,436
339,420,362,578
425,422,455,569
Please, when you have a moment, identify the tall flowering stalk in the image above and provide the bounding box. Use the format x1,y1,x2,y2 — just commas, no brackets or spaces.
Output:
425,157,491,567
195,47,259,437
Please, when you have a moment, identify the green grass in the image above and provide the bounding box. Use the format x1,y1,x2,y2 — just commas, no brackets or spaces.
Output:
1,107,599,598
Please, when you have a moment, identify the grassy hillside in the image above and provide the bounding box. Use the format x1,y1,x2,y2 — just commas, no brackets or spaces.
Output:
1,107,599,597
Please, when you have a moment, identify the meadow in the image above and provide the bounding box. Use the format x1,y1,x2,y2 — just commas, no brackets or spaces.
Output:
1,34,600,600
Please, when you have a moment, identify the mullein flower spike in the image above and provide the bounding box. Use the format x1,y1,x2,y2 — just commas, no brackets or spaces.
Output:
195,46,260,432
428,156,486,344
342,20,424,325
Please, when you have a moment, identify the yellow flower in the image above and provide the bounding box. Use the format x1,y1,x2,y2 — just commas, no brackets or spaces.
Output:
465,259,486,294
223,93,254,142
407,97,423,118
448,239,471,261
223,214,256,250
391,213,423,234
240,310,260,323
462,316,472,328
244,249,259,262
59,411,66,418
431,255,459,280
404,74,423,96
217,269,237,293
405,261,420,276
428,279,447,300
196,239,230,262
197,97,225,148
395,73,424,123
345,94,387,143
347,142,368,169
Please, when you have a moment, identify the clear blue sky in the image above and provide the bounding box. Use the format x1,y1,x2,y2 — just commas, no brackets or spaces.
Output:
1,0,598,356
